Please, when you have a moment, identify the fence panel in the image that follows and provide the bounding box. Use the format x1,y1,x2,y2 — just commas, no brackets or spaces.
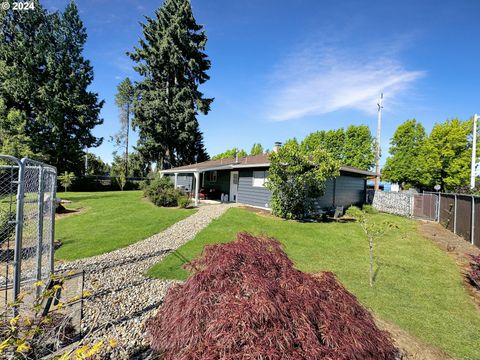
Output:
0,156,21,306
413,193,438,220
475,199,480,248
455,195,472,242
0,156,57,312
439,194,455,232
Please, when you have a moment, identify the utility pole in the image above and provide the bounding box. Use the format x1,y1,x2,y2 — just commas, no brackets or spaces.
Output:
374,93,383,191
471,114,478,189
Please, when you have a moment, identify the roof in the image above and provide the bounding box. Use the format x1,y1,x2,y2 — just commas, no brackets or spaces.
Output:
160,154,375,177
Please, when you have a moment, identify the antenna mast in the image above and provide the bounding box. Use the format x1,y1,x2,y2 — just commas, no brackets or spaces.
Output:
374,93,383,191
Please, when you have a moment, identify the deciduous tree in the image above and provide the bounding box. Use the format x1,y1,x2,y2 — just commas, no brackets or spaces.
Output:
267,140,339,219
250,143,264,156
343,125,375,170
421,118,476,191
382,119,427,189
212,148,247,160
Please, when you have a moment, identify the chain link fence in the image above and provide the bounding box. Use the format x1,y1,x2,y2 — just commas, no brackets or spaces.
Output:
0,156,57,309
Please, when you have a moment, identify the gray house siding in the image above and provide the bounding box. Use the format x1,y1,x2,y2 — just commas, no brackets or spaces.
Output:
313,179,335,209
334,175,366,207
236,171,365,210
237,168,272,208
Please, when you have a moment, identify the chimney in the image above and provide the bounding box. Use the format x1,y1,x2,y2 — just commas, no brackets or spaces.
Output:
273,141,282,153
235,150,239,163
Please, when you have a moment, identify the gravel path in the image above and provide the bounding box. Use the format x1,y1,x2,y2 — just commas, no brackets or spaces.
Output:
59,203,233,359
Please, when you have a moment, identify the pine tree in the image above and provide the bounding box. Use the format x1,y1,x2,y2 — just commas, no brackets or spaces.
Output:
113,78,135,177
130,0,212,169
0,1,103,172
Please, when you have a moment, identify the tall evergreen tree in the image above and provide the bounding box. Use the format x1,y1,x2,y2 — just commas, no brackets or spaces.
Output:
0,1,103,173
113,78,135,177
129,0,212,169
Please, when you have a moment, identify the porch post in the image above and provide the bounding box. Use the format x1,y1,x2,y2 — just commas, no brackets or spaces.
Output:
194,171,200,206
174,172,178,188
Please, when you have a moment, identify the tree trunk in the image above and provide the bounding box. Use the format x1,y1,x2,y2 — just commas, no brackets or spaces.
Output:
125,104,129,179
369,236,374,287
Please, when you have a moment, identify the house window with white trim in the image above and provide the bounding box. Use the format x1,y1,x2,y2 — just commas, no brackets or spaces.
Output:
207,171,217,182
252,170,268,187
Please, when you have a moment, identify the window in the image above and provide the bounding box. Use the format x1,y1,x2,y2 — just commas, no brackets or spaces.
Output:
232,173,239,185
252,171,268,187
207,171,217,182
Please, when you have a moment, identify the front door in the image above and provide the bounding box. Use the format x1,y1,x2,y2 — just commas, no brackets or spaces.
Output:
230,171,239,202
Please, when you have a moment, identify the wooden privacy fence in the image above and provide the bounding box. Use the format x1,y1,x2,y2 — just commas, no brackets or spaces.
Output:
424,192,480,248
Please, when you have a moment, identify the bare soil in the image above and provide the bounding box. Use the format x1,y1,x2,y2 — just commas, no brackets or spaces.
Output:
55,207,86,220
418,220,480,309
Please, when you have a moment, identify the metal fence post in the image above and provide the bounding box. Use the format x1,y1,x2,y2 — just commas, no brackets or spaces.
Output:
35,166,45,297
471,196,475,245
437,193,441,222
12,161,25,313
453,195,457,234
49,170,57,274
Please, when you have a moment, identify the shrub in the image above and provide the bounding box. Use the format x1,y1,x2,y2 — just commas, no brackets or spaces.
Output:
345,205,363,218
146,233,397,359
266,140,340,220
0,209,15,245
144,176,184,207
363,204,378,214
468,254,480,289
177,196,191,209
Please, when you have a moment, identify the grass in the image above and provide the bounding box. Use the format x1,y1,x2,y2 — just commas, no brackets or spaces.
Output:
148,207,480,360
55,191,195,261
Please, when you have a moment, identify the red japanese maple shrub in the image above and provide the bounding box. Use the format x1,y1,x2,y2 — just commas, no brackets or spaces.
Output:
468,254,480,289
146,233,397,360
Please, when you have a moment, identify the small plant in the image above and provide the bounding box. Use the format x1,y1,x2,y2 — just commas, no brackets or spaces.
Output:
177,196,190,209
58,171,75,193
0,209,15,245
117,173,127,191
468,254,480,289
346,206,396,287
146,233,397,359
362,204,378,214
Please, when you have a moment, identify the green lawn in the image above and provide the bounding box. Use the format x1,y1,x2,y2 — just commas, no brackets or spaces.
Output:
55,191,195,261
148,207,480,360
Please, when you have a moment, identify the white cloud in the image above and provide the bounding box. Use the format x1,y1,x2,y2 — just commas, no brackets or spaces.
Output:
266,44,425,121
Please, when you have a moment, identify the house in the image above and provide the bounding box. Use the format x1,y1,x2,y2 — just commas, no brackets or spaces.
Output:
160,152,374,210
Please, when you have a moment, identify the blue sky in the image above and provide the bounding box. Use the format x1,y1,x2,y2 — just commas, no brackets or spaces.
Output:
43,0,480,167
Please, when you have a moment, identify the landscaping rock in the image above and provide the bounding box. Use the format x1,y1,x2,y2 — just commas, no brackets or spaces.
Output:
58,203,234,359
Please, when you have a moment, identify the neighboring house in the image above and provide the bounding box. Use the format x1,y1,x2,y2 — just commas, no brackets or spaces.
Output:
160,153,374,210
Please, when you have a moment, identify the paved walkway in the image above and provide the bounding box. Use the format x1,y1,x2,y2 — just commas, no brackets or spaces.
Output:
61,203,233,359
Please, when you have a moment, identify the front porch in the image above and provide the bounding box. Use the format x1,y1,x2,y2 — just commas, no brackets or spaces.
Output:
169,168,237,207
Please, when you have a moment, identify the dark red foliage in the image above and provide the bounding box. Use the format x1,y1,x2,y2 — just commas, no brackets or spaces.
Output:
146,233,397,360
468,254,480,289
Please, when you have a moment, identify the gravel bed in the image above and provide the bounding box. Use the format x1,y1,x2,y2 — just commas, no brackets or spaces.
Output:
59,203,233,359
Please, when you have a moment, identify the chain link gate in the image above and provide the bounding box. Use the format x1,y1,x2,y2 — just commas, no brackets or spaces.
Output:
0,156,57,313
